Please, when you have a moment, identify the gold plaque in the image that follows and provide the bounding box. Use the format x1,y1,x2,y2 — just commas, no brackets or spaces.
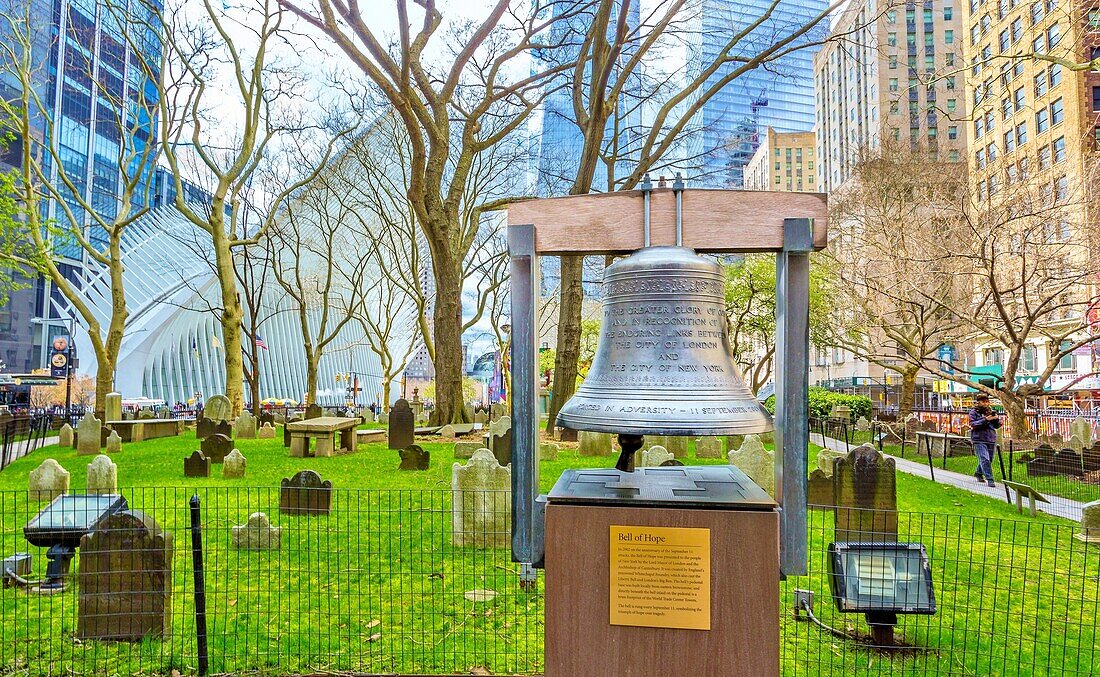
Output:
609,525,711,630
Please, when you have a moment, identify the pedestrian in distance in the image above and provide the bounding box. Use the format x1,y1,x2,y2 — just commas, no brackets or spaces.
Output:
969,394,1001,487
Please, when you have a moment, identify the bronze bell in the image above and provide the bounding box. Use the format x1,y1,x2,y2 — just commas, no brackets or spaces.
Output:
556,175,773,470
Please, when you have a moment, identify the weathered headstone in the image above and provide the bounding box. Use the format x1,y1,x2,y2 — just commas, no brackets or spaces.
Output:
854,417,872,432
388,399,415,450
665,436,690,458
474,411,488,425
231,512,281,550
452,449,511,548
659,458,685,466
830,405,852,422
556,427,579,442
378,411,389,425
639,446,674,468
806,469,834,508
78,510,172,640
1052,449,1084,476
76,412,103,455
222,449,246,478
196,417,232,441
183,451,210,478
59,423,74,447
399,444,431,471
279,470,332,515
1068,433,1088,454
464,404,475,421
1070,416,1093,450
257,422,275,439
454,442,481,460
724,435,744,455
28,459,69,501
258,412,275,427
305,403,323,420
438,424,457,439
104,392,123,423
727,434,774,497
1076,500,1100,544
488,415,512,466
695,437,723,459
105,431,122,454
233,412,257,439
578,430,612,456
86,455,117,494
817,448,846,476
203,395,232,423
540,442,559,461
138,409,155,420
833,444,897,542
201,433,233,464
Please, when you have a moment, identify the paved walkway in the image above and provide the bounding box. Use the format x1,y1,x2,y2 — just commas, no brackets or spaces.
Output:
810,432,1083,522
2,436,59,468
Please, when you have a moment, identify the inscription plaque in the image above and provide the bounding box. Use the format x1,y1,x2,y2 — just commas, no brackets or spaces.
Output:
610,525,711,630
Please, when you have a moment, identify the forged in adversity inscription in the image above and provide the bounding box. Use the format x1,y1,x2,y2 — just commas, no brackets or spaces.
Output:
609,525,711,630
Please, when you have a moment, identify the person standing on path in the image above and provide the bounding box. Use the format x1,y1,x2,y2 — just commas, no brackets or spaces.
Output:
969,394,1001,487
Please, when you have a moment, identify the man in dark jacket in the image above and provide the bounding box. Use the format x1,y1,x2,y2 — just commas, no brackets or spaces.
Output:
969,394,1001,487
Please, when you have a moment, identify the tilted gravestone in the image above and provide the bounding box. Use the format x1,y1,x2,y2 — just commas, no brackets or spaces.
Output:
59,423,74,447
86,455,117,494
78,510,172,640
201,433,233,464
232,512,281,550
1076,500,1100,544
399,444,431,471
76,413,103,455
258,422,276,439
727,434,774,498
279,470,332,515
104,392,122,423
806,469,834,508
833,444,897,542
378,411,389,425
105,431,122,454
233,412,257,439
222,449,246,478
638,446,674,468
184,451,210,478
695,436,723,459
454,442,481,460
203,395,233,423
578,430,611,456
1067,434,1088,455
452,449,511,548
438,424,457,439
388,399,415,450
540,442,559,461
28,459,69,501
196,417,232,441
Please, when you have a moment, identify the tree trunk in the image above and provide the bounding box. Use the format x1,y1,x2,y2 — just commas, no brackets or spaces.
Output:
212,230,244,416
547,255,584,433
93,231,128,421
898,367,918,419
247,353,260,414
305,347,319,406
431,252,469,425
1000,392,1030,441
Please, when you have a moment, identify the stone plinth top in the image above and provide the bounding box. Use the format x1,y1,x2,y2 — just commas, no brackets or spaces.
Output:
287,417,359,433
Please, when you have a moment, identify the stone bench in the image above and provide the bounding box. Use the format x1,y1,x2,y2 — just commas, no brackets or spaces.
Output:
287,417,359,457
106,419,184,443
356,429,386,443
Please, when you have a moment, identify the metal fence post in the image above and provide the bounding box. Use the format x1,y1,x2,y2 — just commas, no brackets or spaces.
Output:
189,494,209,676
508,223,540,571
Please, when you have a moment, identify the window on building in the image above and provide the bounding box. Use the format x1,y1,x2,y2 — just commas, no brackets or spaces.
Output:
907,33,916,46
949,125,959,139
981,14,991,33
1014,61,1025,79
1049,64,1061,87
1092,86,1100,110
985,348,1004,367
945,29,955,44
971,24,981,45
1053,136,1065,162
1055,174,1068,201
925,55,934,70
949,150,960,162
946,52,956,66
1002,97,1012,119
988,141,998,160
1031,1,1043,24
947,76,957,90
999,29,1010,52
945,6,954,19
1036,107,1049,132
891,127,901,140
1014,87,1025,111
889,77,899,92
1016,121,1027,145
1057,341,1074,370
888,32,897,46
976,148,987,168
1019,156,1029,177
887,9,897,23
977,179,987,200
1011,17,1023,41
975,117,985,138
929,126,938,139
889,54,898,68
925,34,934,47
947,99,958,113
1007,164,1018,183
1033,34,1045,53
1038,144,1051,167
1047,23,1060,48
1004,129,1016,152
890,100,899,113
1035,73,1047,97
1021,345,1037,372
908,54,918,68
1050,97,1063,125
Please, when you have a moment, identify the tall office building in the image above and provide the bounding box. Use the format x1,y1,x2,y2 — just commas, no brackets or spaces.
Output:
692,0,829,187
743,127,817,191
814,0,968,193
0,0,162,373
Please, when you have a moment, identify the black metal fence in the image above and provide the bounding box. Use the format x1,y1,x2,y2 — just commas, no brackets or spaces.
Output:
0,488,1096,675
0,415,58,471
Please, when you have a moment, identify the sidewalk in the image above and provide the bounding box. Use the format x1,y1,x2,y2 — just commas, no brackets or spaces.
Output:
2,436,59,468
810,432,1084,522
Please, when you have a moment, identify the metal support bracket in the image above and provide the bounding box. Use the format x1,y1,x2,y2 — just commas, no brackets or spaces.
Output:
508,224,540,566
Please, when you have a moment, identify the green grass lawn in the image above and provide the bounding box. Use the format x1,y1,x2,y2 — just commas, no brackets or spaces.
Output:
0,431,1092,675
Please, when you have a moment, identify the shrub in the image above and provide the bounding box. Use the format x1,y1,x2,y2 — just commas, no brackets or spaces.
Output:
762,387,872,420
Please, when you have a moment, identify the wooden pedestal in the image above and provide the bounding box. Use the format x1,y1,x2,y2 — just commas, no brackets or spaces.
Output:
545,503,779,677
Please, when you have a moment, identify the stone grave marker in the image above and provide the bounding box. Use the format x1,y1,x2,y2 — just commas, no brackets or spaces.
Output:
203,395,232,423
833,444,897,542
279,470,333,516
1067,434,1088,454
399,444,431,471
305,404,323,420
388,399,415,450
578,430,611,456
1052,449,1084,476
806,469,834,508
454,442,481,460
232,512,281,550
556,427,579,442
540,442,559,461
830,405,852,422
28,459,69,501
86,455,117,494
727,434,774,498
854,417,872,432
196,417,232,442
464,404,475,421
695,437,723,459
817,448,846,476
105,431,122,454
452,449,511,548
665,436,690,458
439,424,457,439
258,412,275,428
183,451,210,478
1076,500,1100,544
474,411,487,425
234,412,257,439
489,416,512,466
201,433,233,464
378,411,389,425
1083,444,1100,473
223,449,247,478
78,510,172,640
138,409,155,420
104,392,122,422
76,412,103,455
659,459,685,466
273,412,286,425
639,446,673,468
258,422,276,439
724,435,744,455
59,424,74,447
1070,416,1093,450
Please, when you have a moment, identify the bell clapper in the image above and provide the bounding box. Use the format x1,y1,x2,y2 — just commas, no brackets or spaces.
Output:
615,434,645,472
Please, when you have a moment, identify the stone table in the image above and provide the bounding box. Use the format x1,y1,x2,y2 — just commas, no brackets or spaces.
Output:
287,417,359,457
